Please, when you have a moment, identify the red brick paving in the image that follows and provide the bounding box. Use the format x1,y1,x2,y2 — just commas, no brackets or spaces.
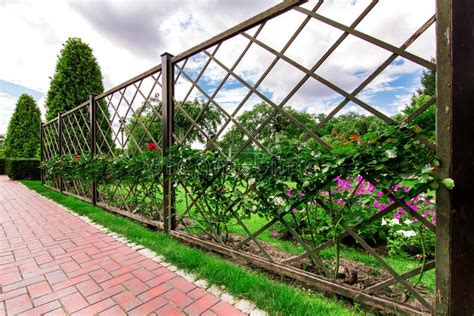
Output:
0,176,245,315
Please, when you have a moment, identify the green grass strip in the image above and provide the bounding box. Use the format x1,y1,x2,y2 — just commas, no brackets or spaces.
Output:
22,180,362,316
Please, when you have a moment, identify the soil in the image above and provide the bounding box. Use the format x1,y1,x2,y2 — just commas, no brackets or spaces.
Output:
180,229,434,312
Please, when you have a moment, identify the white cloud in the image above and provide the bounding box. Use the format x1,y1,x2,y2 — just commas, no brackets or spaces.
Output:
0,0,435,136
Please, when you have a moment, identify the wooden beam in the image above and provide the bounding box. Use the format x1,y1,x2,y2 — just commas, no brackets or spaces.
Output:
436,0,474,314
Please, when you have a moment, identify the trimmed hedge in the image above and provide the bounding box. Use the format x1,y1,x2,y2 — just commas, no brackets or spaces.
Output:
5,158,40,180
0,158,4,174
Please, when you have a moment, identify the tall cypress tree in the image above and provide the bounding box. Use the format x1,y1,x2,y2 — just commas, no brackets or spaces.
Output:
4,94,41,158
45,37,113,152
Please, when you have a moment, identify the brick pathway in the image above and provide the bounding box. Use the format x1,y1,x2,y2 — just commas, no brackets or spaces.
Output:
0,176,245,315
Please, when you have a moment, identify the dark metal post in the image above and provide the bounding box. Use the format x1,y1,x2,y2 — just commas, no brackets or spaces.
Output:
90,94,98,206
436,0,474,314
161,52,175,232
58,113,64,193
40,122,45,185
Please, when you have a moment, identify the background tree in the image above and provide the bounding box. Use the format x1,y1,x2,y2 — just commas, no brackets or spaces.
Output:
220,103,318,151
4,94,41,158
126,95,222,155
45,37,112,152
402,67,436,139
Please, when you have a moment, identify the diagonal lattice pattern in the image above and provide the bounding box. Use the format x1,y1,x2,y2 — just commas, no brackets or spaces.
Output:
41,0,437,313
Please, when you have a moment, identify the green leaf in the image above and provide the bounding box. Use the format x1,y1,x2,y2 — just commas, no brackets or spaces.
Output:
441,178,455,190
384,149,397,159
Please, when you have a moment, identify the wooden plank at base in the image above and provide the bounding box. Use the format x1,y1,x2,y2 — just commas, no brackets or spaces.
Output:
171,230,430,315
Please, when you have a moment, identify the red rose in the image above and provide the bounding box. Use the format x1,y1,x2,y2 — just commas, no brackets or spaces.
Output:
147,143,157,151
74,153,81,159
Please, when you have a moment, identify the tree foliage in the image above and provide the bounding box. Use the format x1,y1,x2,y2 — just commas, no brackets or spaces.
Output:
45,37,112,152
402,67,436,139
126,96,222,155
45,38,104,120
4,94,41,158
220,103,317,151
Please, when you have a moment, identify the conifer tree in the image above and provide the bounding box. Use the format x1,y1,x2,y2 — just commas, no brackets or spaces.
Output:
4,94,41,158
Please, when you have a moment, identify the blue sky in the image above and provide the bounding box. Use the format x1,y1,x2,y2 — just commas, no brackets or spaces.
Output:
0,0,435,136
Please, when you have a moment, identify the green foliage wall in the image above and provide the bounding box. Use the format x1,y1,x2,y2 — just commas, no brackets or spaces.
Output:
0,158,5,174
5,158,40,180
4,94,41,158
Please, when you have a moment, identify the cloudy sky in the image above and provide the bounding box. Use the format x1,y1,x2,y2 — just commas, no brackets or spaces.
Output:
0,0,435,135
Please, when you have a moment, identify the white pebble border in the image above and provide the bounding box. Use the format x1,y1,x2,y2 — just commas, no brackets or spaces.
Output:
25,186,268,316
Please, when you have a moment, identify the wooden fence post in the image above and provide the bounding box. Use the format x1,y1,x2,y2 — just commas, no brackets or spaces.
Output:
435,0,474,314
58,113,65,193
90,93,98,206
40,122,44,185
161,52,176,232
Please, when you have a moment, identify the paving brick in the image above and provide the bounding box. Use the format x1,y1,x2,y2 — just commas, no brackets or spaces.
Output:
187,287,208,300
167,276,196,293
137,284,173,302
18,300,61,316
128,296,168,316
5,293,33,315
60,292,89,313
99,273,134,290
33,286,77,306
76,279,102,297
163,288,193,308
157,303,186,316
71,298,115,316
122,278,150,295
113,291,142,311
184,294,220,315
89,269,112,283
87,284,124,304
147,271,176,287
0,271,22,285
99,305,126,316
60,260,81,273
45,269,68,284
132,267,156,282
211,301,247,316
27,281,53,299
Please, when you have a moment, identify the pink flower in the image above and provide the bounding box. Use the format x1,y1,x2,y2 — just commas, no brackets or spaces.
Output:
432,217,437,225
286,189,292,197
399,209,407,214
292,208,298,214
337,199,344,206
376,192,383,197
393,213,402,219
380,204,387,211
270,230,279,238
373,201,380,208
356,175,363,183
296,191,304,197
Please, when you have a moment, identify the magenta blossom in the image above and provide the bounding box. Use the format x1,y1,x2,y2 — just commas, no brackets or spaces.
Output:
270,230,279,238
292,208,298,214
337,199,344,206
373,201,380,208
380,204,387,211
393,213,402,219
286,189,292,197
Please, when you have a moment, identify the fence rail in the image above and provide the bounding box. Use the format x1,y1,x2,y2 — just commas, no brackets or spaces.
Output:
39,0,469,314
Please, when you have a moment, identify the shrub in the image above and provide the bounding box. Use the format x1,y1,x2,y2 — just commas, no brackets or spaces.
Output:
0,158,5,174
4,94,41,158
6,158,40,180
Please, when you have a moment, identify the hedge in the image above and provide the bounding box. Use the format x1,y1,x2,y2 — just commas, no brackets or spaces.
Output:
0,158,4,174
5,158,40,180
